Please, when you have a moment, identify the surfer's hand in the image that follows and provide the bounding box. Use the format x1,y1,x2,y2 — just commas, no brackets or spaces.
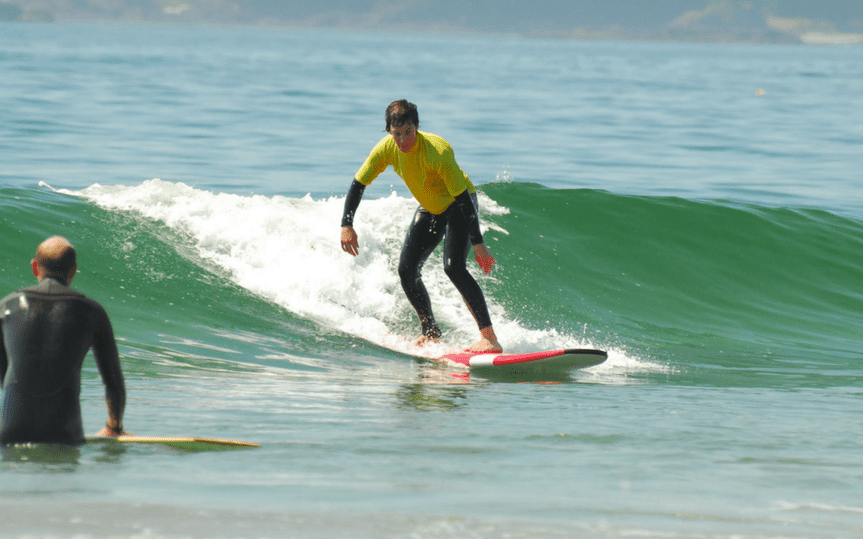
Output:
341,226,359,256
473,243,496,274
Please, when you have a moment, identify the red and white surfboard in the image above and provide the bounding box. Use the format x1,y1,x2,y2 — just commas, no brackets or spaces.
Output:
439,348,607,373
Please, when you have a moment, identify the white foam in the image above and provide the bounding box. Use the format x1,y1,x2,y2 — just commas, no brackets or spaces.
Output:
55,179,657,373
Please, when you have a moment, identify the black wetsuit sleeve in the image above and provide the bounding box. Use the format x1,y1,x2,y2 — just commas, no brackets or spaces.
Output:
454,190,484,246
341,179,366,227
91,305,125,422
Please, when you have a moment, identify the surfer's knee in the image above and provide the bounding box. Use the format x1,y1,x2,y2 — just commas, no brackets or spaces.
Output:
442,257,468,282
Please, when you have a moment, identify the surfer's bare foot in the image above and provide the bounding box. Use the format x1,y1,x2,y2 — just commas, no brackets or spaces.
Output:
416,322,441,346
415,334,438,346
467,337,502,353
467,326,502,353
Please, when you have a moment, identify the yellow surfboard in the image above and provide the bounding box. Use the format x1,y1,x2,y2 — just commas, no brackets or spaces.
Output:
88,435,259,451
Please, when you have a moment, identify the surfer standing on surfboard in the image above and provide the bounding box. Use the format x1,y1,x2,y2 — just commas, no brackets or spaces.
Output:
340,99,502,353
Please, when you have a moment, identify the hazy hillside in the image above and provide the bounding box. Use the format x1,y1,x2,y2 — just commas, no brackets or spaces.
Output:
2,0,862,44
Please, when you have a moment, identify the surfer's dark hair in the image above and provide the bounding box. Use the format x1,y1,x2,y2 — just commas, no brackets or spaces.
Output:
385,99,419,132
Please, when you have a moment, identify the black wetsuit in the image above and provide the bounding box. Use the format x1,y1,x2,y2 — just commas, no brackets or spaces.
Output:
0,278,125,445
398,191,492,338
344,181,492,338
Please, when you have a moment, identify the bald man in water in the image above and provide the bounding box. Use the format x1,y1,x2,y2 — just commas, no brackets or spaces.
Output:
0,236,126,445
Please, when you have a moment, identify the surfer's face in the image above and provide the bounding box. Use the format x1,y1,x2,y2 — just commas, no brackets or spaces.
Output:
389,123,417,153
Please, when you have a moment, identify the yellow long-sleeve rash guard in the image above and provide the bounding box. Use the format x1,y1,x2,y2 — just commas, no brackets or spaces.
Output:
355,131,476,215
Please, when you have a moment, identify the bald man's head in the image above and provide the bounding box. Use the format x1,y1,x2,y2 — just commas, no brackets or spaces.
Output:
32,236,78,285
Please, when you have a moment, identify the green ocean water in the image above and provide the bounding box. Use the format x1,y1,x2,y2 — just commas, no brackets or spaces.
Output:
481,183,863,385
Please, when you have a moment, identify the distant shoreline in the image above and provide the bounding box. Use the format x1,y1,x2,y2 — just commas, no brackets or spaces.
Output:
3,4,862,46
